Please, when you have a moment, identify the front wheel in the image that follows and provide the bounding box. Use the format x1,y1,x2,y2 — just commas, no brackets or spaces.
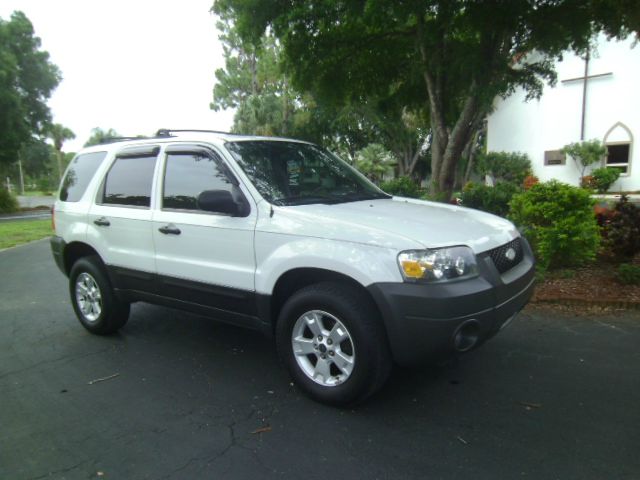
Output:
69,256,130,335
276,282,391,406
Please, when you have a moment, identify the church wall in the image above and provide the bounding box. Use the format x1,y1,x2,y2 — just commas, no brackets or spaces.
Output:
487,35,639,192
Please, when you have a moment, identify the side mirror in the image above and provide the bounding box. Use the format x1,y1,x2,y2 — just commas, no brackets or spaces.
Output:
197,190,240,215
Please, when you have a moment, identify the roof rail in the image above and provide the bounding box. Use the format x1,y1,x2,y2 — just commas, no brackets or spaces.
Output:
97,136,148,145
155,129,239,137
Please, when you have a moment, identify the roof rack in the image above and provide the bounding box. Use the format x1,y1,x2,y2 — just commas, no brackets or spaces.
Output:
97,136,148,145
155,129,240,137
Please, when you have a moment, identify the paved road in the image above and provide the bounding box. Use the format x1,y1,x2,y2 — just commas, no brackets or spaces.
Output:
1,241,639,480
16,195,55,209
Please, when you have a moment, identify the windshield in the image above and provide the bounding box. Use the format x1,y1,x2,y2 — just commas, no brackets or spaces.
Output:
225,141,389,206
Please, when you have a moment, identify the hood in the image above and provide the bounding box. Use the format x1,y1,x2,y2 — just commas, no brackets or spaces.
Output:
266,197,519,253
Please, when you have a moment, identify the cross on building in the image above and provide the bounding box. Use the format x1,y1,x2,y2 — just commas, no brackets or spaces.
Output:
561,49,613,140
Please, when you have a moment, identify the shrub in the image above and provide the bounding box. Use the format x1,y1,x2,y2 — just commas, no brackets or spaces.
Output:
460,181,520,217
600,195,640,258
476,151,532,185
591,167,621,193
523,175,539,190
0,188,19,213
616,264,640,285
580,175,597,190
37,176,55,193
508,180,600,269
379,176,421,198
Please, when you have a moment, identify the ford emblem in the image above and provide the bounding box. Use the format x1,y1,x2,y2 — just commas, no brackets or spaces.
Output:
505,247,516,261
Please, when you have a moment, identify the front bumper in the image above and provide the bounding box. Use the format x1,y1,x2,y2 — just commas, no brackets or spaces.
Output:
368,238,536,366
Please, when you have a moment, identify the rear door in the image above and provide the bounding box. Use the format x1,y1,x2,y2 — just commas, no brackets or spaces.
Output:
151,144,258,325
87,145,160,292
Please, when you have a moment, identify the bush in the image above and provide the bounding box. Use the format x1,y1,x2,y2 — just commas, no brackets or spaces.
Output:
379,176,421,198
591,167,621,193
600,195,640,258
0,188,19,213
580,175,597,190
616,264,640,285
460,181,520,217
37,176,55,193
476,151,532,185
508,180,600,269
523,175,539,190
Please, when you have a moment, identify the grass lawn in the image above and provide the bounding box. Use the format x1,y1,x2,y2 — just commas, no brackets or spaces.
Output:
0,219,52,250
20,191,54,197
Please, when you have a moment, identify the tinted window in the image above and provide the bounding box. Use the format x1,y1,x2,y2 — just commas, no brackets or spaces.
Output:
60,152,107,202
225,141,387,206
163,152,233,210
102,155,157,207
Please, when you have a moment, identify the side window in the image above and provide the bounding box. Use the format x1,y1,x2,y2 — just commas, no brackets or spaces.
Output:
60,152,107,202
163,152,233,211
102,155,158,207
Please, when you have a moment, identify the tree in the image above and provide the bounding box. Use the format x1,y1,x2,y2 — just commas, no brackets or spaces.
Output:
561,139,607,182
212,12,428,174
354,144,397,182
46,123,75,182
0,11,60,166
84,128,121,147
19,139,54,178
215,0,638,199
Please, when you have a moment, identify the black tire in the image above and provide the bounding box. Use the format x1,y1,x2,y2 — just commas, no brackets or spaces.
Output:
276,282,392,406
69,255,130,335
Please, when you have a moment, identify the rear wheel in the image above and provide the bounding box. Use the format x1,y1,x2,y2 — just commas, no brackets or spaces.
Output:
276,282,391,406
69,256,129,335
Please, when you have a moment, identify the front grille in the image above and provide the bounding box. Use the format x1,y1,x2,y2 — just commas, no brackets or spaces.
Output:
487,237,523,274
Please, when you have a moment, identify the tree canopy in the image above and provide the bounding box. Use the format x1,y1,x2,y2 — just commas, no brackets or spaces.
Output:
214,0,638,198
84,128,121,147
0,11,60,166
211,10,429,173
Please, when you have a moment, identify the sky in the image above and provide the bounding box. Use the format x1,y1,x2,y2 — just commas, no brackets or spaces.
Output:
0,0,235,152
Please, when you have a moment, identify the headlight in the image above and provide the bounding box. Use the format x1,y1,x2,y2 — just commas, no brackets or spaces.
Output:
397,246,478,283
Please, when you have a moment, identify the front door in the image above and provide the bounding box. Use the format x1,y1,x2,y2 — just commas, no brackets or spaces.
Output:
151,144,258,326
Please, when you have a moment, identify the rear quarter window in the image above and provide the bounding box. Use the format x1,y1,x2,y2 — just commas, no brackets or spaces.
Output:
59,152,107,202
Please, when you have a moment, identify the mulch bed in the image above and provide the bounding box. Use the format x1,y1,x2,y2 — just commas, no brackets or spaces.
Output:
532,261,640,309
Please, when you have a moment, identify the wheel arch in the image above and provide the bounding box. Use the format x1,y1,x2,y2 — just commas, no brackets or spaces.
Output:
266,268,382,333
63,241,102,275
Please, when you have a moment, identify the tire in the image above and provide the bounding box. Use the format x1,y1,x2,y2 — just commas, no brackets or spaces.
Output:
69,255,130,335
276,282,392,406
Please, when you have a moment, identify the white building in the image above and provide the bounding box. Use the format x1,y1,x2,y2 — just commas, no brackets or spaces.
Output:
487,35,639,192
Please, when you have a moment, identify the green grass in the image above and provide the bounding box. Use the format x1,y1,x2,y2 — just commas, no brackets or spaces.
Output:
21,191,54,197
0,219,52,250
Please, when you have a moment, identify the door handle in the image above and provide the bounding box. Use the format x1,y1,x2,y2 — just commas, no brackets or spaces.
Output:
158,224,181,235
94,217,110,227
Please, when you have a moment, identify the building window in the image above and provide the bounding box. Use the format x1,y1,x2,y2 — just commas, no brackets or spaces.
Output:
605,144,631,174
603,122,633,176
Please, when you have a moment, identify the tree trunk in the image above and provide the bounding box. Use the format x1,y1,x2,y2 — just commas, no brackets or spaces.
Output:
56,149,64,183
463,119,484,186
424,77,482,199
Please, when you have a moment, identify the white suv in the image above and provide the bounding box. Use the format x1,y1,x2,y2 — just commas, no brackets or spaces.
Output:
51,129,535,405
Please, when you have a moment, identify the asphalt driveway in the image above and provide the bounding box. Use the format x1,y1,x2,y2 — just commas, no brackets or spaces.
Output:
1,240,639,479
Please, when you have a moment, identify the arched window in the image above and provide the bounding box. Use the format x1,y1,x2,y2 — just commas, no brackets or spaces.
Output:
603,122,633,175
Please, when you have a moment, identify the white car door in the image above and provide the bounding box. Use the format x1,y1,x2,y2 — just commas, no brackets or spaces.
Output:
87,145,160,292
151,144,258,327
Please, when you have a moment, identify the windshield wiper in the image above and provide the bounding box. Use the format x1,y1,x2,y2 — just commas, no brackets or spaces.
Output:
331,192,391,203
272,195,341,206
